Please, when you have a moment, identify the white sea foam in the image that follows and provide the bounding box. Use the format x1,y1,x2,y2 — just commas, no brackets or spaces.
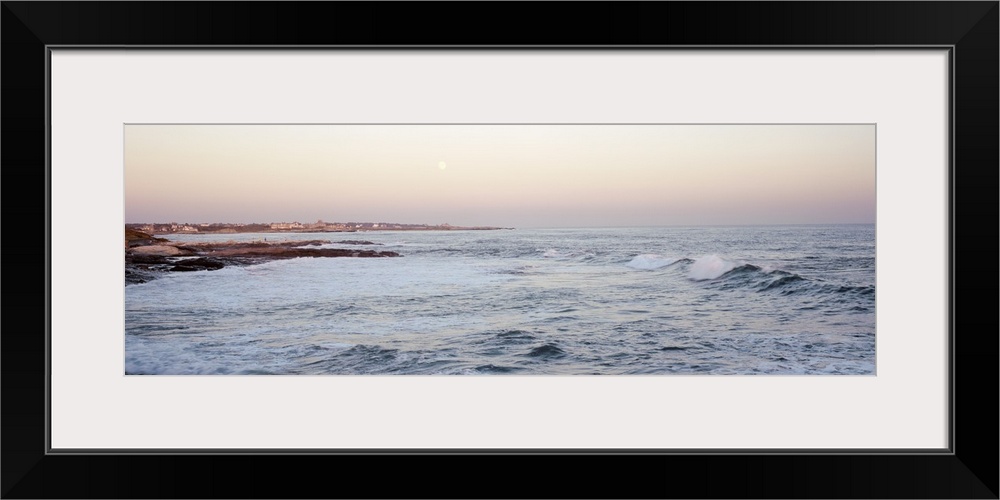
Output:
626,254,678,270
688,255,737,280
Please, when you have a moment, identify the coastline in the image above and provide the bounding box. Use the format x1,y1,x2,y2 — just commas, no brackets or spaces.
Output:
125,230,400,286
127,222,514,237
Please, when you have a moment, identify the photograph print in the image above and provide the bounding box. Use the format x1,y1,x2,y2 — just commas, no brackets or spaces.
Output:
124,124,876,375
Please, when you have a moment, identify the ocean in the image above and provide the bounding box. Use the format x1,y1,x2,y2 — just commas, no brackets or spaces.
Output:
124,225,876,375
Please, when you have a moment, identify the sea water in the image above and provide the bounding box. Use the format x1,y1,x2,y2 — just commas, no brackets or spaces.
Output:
124,225,875,375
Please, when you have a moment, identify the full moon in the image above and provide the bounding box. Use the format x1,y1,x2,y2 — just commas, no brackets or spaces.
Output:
438,161,446,170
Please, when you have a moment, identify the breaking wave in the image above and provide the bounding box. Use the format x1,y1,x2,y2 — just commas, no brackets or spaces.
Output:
688,254,738,280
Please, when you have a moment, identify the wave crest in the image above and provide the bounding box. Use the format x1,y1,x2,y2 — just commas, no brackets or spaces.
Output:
626,254,679,270
688,255,738,280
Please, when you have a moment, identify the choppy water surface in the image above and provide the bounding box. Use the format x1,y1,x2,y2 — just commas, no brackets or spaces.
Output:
125,225,875,375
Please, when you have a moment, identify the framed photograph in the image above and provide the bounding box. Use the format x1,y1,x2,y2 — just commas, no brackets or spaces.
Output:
121,122,878,378
4,2,996,498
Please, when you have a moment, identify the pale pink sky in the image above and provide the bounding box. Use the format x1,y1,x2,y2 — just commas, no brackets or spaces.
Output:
124,124,875,227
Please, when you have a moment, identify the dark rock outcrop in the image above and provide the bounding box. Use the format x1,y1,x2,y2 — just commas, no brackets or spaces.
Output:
125,233,401,286
169,258,228,272
210,247,399,260
126,254,171,265
335,240,381,246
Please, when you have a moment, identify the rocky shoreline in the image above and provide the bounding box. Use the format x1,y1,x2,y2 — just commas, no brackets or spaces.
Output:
125,231,400,286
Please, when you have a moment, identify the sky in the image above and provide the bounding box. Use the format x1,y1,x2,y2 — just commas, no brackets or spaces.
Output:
124,124,875,228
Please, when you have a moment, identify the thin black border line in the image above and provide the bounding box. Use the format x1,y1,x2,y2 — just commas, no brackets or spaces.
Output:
45,46,54,456
46,46,954,456
46,44,955,49
947,45,956,456
123,122,879,126
51,448,949,456
874,122,878,380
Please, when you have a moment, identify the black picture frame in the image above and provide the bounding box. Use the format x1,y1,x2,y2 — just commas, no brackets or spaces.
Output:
3,2,996,498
